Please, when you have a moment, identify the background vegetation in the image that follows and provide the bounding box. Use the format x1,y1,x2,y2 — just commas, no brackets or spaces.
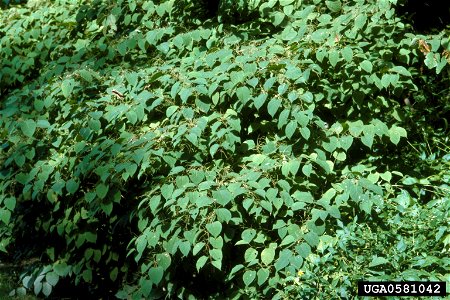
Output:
0,0,449,298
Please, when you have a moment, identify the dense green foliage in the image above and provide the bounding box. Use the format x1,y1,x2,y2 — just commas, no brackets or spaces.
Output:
1,0,449,298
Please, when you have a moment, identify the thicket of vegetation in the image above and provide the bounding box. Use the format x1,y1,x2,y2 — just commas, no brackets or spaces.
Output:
1,0,449,298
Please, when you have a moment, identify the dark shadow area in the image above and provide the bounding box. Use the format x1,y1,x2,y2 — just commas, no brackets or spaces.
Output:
205,0,220,19
396,0,450,33
0,0,27,9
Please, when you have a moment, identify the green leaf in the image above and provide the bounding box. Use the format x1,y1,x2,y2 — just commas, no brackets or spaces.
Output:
390,66,411,77
95,183,108,199
360,197,373,214
209,248,222,261
295,112,309,127
212,189,233,206
241,229,257,244
265,188,278,201
339,136,353,151
354,14,367,29
280,235,296,247
325,0,342,12
281,162,290,177
402,177,417,185
149,195,161,214
101,202,113,216
180,88,192,103
66,179,79,194
380,171,392,182
236,86,251,103
277,83,287,95
206,221,222,238
285,66,302,80
328,49,339,67
267,98,282,117
316,48,327,61
271,11,285,26
360,60,373,73
285,120,297,139
341,46,353,62
260,200,272,213
210,144,219,157
302,164,313,177
189,170,205,185
349,120,364,137
211,259,222,270
304,231,319,247
424,52,437,68
244,63,258,75
42,282,51,297
148,267,164,285
389,126,407,145
53,263,70,277
156,253,171,270
230,71,245,85
82,269,92,283
273,197,283,211
88,119,102,131
20,120,37,138
178,241,190,257
381,74,390,88
61,79,74,98
275,249,293,271
4,197,16,211
436,56,448,74
23,276,32,290
228,264,244,280
257,268,270,286
195,196,212,208
78,69,93,82
171,82,181,98
173,35,184,49
193,242,205,255
244,248,258,262
361,132,374,148
116,290,128,299
280,0,295,5
137,236,151,255
45,272,59,286
254,94,267,110
243,270,256,286
369,256,389,267
261,247,276,265
300,127,310,140
14,154,25,167
264,77,277,91
389,74,399,86
110,267,118,281
209,236,223,249
288,159,300,176
166,106,178,118
215,208,231,223
0,209,11,224
196,256,208,271
295,243,311,258
367,172,380,184
161,183,174,200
